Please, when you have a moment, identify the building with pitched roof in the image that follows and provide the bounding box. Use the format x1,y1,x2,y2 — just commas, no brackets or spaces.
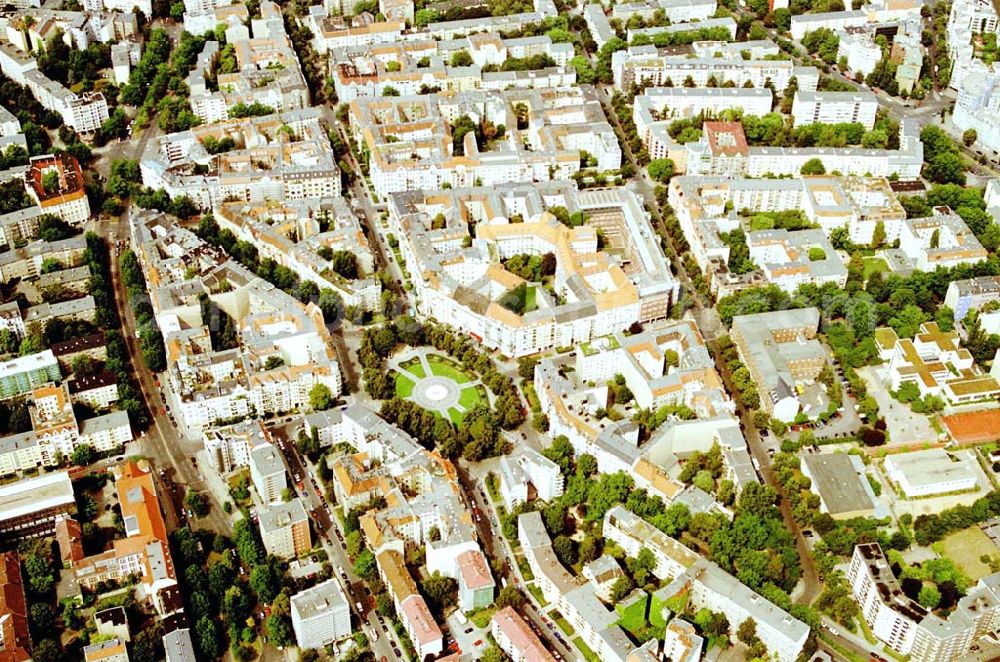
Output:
388,182,677,357
491,606,558,662
74,462,179,617
0,552,30,662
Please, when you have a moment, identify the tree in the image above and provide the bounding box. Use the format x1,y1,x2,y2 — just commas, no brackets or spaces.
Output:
610,575,634,601
648,158,675,183
919,583,941,609
517,356,538,380
963,128,978,146
871,220,886,247
41,170,60,194
30,640,61,662
553,535,578,566
184,489,209,518
450,50,473,67
495,585,525,610
542,435,574,475
800,158,826,175
468,646,504,662
354,550,377,582
70,444,95,467
737,618,759,645
309,383,334,411
249,560,282,603
421,572,457,610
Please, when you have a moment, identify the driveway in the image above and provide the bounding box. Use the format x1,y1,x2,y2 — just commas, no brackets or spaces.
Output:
858,366,938,446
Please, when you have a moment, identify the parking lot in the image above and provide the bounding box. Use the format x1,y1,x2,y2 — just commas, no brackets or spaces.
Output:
858,366,938,446
445,610,488,660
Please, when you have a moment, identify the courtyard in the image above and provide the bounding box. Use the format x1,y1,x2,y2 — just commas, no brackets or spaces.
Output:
391,349,490,424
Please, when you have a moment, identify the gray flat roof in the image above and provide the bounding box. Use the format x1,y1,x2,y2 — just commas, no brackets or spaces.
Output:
0,470,74,522
801,453,876,516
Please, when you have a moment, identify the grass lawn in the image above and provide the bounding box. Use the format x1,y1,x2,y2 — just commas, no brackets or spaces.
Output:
939,526,995,580
572,637,600,662
427,355,472,384
395,372,416,398
523,380,541,413
550,610,575,637
401,359,426,379
447,408,464,425
527,583,548,607
469,606,496,629
863,257,888,280
458,385,485,410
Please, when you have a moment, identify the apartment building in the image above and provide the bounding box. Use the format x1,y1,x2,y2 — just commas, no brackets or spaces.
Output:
305,10,404,53
661,619,704,662
350,88,620,197
498,445,564,510
898,209,988,271
948,0,1000,91
387,182,677,357
790,9,867,38
140,108,340,210
746,228,848,293
491,606,558,662
0,234,87,283
250,443,287,504
162,629,196,662
0,351,60,400
74,463,180,617
668,174,908,294
129,213,342,431
0,552,30,662
290,579,352,650
454,549,495,611
26,154,90,225
0,44,107,133
633,89,772,164
215,197,381,312
257,498,311,559
731,308,831,422
838,28,883,76
612,0,716,22
604,506,700,582
573,320,731,415
0,106,19,137
328,36,575,102
186,2,308,122
944,276,1000,322
67,371,118,411
849,542,1000,661
83,638,129,662
875,323,1000,404
627,16,737,43
518,511,637,661
0,471,75,541
607,506,809,661
791,91,878,129
376,549,443,660
612,46,819,92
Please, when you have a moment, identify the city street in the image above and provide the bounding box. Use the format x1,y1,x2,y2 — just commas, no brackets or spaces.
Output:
269,420,401,662
102,212,231,535
456,463,578,661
